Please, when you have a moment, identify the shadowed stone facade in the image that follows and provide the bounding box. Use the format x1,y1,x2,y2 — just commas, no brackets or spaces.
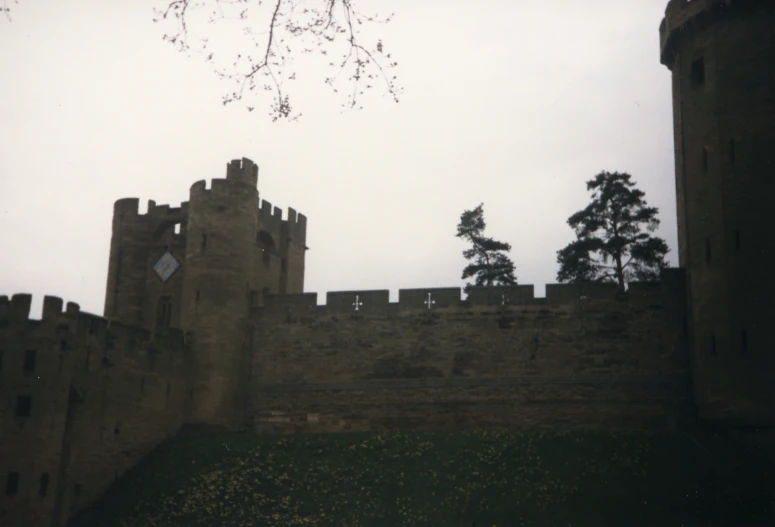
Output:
660,0,775,425
0,1,773,525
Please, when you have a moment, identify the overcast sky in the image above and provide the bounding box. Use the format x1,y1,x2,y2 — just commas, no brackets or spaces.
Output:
0,0,678,318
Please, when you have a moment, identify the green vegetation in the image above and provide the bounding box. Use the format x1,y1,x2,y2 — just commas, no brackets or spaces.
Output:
69,428,774,527
456,203,517,295
556,171,669,289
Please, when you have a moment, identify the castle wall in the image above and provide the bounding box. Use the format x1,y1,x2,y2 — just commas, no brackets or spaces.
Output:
2,0,772,518
660,0,775,425
0,295,190,527
248,271,693,434
0,296,73,527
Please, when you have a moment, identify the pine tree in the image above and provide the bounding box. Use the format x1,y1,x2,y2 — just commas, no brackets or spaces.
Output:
556,171,669,290
456,204,517,295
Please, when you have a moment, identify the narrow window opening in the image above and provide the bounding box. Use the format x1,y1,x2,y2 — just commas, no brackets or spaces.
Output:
195,290,200,302
735,230,741,251
114,425,120,436
60,340,67,352
705,239,711,264
201,234,207,251
15,396,32,418
173,223,181,235
710,333,717,357
39,474,49,497
741,329,748,355
729,139,735,162
157,297,172,328
257,231,275,265
5,473,19,496
249,290,259,307
691,57,705,85
23,350,36,374
702,147,708,172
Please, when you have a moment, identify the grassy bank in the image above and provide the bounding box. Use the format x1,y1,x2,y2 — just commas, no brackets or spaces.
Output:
69,428,774,527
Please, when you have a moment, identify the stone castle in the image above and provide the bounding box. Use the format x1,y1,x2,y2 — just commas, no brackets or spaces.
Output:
1,1,773,525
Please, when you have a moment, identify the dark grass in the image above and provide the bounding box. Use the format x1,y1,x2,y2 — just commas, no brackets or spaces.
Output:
68,427,775,527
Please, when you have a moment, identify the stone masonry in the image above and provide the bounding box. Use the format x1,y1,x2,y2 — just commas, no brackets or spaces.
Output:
1,1,773,525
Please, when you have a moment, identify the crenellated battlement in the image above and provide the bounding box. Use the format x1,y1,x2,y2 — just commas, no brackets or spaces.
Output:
113,197,141,217
257,199,308,245
659,0,737,67
258,269,687,317
189,177,257,202
0,294,80,323
225,157,259,187
146,200,189,219
259,198,283,231
1,293,188,367
187,158,260,200
286,207,308,245
112,197,188,219
111,159,305,253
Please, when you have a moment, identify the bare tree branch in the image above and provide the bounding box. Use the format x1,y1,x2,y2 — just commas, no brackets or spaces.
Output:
2,0,18,22
152,0,402,121
4,1,401,119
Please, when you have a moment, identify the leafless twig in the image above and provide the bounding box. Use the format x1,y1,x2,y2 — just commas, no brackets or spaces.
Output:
2,0,18,22
153,0,402,121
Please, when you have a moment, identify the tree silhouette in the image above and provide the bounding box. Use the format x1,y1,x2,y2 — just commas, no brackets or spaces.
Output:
556,171,669,290
456,203,517,295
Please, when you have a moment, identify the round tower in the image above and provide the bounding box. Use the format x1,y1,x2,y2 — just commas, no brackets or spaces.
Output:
660,0,775,426
180,158,260,428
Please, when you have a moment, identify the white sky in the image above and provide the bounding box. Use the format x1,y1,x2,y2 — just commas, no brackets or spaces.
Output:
0,0,678,318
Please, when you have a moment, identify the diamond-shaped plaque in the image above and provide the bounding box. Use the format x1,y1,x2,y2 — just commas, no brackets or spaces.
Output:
153,250,180,283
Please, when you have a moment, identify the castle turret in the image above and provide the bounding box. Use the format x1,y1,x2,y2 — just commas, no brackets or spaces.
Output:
104,198,188,330
660,0,775,426
180,158,260,427
102,157,307,427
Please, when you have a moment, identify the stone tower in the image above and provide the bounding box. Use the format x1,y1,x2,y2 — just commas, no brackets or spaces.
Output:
659,0,775,426
103,158,307,427
180,160,261,426
104,198,189,330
